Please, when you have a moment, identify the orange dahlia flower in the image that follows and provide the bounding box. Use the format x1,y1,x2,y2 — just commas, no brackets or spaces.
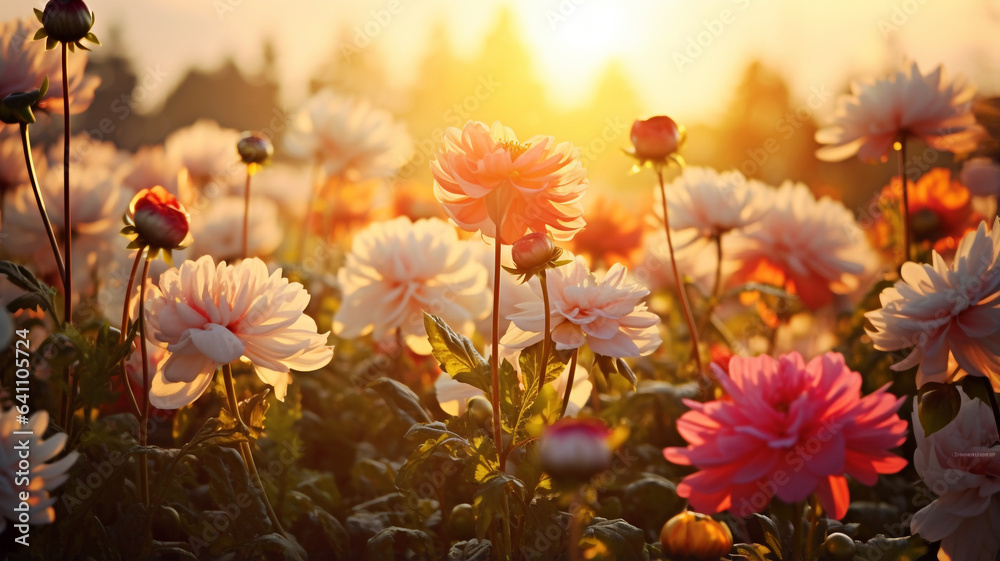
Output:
430,121,588,244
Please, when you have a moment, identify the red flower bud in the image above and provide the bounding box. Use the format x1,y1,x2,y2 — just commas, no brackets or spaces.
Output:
512,232,557,271
630,116,683,161
41,0,95,44
129,186,190,249
538,418,612,483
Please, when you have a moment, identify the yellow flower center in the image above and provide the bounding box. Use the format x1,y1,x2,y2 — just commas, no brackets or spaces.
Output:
498,140,530,161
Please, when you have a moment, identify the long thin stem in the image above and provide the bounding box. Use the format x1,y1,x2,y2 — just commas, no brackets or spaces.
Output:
60,42,74,428
567,486,585,561
898,137,911,266
242,166,252,260
696,233,724,341
559,349,580,417
61,41,72,324
791,500,804,561
489,228,504,458
118,249,145,418
804,495,822,561
19,123,65,284
222,363,287,536
656,166,704,376
137,253,153,508
536,269,552,396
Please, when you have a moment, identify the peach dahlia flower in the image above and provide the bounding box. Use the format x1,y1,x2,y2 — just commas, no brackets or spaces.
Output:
334,217,490,354
0,18,99,130
816,63,980,162
664,352,908,519
142,256,332,406
866,218,1000,390
911,389,1000,561
431,120,588,244
500,255,661,358
729,181,876,310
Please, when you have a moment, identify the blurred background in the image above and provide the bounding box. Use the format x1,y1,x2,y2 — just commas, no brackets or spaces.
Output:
3,0,999,210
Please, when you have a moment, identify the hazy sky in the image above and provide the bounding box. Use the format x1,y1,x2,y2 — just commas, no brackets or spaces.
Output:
4,0,999,123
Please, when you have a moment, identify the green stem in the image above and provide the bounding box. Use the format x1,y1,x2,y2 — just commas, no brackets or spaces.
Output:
898,136,911,266
489,216,504,460
222,363,287,536
805,495,821,561
536,269,552,396
137,253,153,508
656,166,704,376
242,166,252,260
792,500,804,561
60,42,74,428
559,349,580,417
696,233,724,343
567,486,586,561
19,123,65,284
118,249,145,418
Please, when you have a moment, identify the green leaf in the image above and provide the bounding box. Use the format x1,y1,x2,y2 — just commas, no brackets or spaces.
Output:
448,539,493,561
366,527,436,561
367,377,431,425
45,36,57,50
218,388,271,441
517,340,566,394
748,513,784,560
580,518,646,561
473,471,525,541
424,313,490,394
86,32,101,45
32,27,47,41
733,543,776,561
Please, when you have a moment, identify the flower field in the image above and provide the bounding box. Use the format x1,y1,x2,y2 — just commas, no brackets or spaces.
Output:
0,1,999,560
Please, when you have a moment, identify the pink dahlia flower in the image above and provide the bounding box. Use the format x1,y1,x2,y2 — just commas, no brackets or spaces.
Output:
911,389,1000,561
142,256,332,407
334,217,490,354
500,255,661,358
816,63,981,162
0,18,99,130
866,218,1000,391
664,352,908,519
431,120,588,244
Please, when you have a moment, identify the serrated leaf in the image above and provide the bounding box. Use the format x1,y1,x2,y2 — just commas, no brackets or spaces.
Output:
424,313,490,394
580,518,646,561
473,471,524,541
366,527,435,561
219,388,270,441
448,539,493,561
368,377,431,425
